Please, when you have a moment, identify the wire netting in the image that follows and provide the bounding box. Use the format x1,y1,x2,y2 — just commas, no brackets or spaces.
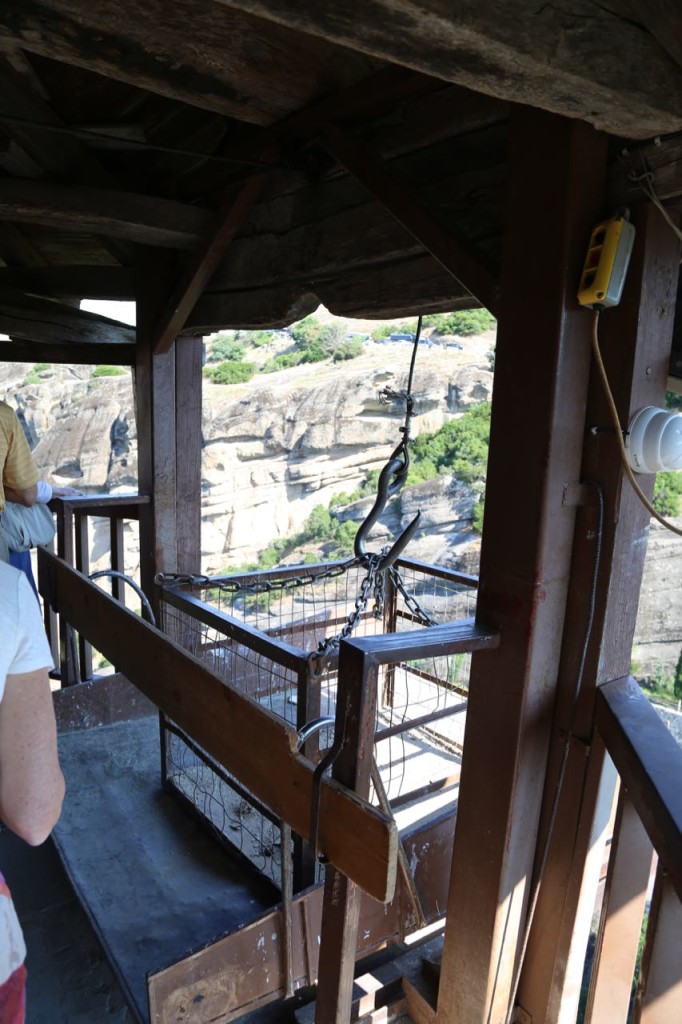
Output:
158,557,477,890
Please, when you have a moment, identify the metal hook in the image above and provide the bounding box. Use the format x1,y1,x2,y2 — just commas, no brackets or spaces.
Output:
353,455,421,571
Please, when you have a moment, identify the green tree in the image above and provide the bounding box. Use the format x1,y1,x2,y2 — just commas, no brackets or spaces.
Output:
208,333,245,362
665,390,682,411
290,315,323,347
411,402,491,483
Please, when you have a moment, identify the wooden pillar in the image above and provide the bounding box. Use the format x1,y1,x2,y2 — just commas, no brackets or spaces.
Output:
315,639,378,1024
135,261,203,597
435,109,608,1024
515,201,680,1022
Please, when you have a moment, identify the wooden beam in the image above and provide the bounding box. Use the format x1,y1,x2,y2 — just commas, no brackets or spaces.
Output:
0,340,135,365
596,678,682,900
321,123,499,312
436,110,608,1024
153,166,272,354
38,550,398,902
0,266,135,300
516,202,681,1022
0,178,210,249
0,0,376,124
214,0,682,138
0,291,135,345
626,1,682,71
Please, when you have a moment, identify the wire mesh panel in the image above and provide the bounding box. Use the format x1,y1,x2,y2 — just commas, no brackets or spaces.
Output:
157,557,478,891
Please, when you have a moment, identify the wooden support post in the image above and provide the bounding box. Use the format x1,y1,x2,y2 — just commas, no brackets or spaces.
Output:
584,790,654,1024
516,201,681,1024
315,638,379,1024
135,259,203,596
636,866,682,1022
435,109,608,1024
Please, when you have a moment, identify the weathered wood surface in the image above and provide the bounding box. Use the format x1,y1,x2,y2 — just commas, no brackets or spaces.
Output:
0,0,377,123
39,551,398,902
596,677,682,902
0,266,134,300
213,0,682,138
322,124,499,312
0,291,135,344
0,340,135,365
148,807,456,1024
0,179,210,249
436,111,608,1024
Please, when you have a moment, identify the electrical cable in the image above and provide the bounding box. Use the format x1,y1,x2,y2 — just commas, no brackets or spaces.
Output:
505,483,604,1024
591,311,682,538
626,162,682,254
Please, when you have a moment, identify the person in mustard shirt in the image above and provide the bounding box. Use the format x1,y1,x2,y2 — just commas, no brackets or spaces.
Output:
0,402,40,524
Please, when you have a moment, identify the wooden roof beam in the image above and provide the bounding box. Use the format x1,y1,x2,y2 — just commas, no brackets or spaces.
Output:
0,291,135,345
0,178,210,248
0,340,135,365
215,0,682,138
322,123,499,313
0,266,135,300
152,161,274,354
0,0,376,125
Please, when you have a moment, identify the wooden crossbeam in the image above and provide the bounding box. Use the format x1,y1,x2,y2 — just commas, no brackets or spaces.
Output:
0,0,375,124
322,123,499,312
39,551,398,903
0,291,135,345
0,266,135,300
0,340,135,365
153,162,273,354
0,178,210,249
214,0,682,138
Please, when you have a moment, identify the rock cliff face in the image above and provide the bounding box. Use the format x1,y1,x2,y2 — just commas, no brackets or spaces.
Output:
0,341,680,679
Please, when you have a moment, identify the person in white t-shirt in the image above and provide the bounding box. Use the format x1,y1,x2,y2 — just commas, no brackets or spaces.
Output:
0,561,65,1022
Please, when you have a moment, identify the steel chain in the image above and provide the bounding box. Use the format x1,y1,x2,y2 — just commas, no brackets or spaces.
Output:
389,566,438,626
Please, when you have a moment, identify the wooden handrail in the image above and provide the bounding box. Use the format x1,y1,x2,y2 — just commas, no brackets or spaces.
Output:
595,675,682,901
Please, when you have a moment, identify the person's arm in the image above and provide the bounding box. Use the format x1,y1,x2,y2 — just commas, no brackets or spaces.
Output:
0,666,65,845
3,482,38,507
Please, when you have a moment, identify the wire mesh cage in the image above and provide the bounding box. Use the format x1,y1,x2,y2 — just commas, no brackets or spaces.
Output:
157,556,477,892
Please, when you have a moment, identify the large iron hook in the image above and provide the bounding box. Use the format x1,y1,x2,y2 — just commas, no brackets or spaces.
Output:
353,453,421,571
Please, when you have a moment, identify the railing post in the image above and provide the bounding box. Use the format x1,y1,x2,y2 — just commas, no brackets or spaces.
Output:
584,788,654,1024
635,865,682,1023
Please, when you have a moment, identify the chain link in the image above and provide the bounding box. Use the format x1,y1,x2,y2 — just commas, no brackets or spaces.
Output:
389,566,437,626
155,558,361,595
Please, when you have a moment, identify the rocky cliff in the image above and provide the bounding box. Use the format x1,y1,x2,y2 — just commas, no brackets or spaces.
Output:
0,337,680,680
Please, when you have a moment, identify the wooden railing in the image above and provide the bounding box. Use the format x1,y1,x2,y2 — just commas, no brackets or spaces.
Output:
41,492,149,684
585,677,682,1023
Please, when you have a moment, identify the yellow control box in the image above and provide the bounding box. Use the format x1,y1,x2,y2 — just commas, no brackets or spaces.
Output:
578,216,636,310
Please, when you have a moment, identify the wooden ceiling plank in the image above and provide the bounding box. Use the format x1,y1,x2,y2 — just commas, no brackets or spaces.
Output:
0,0,376,124
0,223,50,267
0,266,134,299
321,123,499,312
626,1,682,71
0,58,135,264
153,162,273,354
182,64,446,199
0,291,135,344
0,178,210,249
214,0,682,138
0,339,134,364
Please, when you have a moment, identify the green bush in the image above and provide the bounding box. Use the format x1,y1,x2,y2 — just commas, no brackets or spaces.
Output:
22,362,53,386
411,402,491,483
653,471,682,517
92,365,127,378
203,360,256,385
674,648,682,700
423,309,496,337
262,352,304,373
371,324,393,341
